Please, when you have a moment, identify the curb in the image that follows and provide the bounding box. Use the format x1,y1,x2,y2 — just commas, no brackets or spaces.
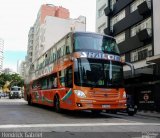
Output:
137,111,160,118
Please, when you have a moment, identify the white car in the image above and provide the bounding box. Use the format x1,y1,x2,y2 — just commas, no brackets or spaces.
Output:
9,86,22,99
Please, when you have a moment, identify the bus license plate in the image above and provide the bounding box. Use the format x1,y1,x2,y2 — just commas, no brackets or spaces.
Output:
102,105,110,108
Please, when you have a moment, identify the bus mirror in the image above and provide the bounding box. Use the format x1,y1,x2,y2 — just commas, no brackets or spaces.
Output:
124,62,135,77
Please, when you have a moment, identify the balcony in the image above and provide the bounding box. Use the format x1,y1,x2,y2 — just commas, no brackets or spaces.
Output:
138,0,151,16
113,10,143,35
137,28,152,42
112,0,133,15
118,35,143,54
104,7,112,16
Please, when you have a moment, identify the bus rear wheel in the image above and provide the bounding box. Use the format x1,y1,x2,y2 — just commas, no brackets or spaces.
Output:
128,111,135,116
54,95,61,113
28,95,33,105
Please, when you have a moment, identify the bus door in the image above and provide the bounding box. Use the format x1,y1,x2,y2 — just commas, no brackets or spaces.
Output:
39,74,58,105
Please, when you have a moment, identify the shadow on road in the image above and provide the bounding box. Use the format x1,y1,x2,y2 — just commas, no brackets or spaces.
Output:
29,103,123,119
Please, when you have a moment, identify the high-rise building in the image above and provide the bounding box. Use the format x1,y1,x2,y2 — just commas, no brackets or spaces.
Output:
0,38,4,73
27,27,34,64
25,4,86,82
17,60,25,78
96,0,108,34
97,0,160,111
32,4,70,62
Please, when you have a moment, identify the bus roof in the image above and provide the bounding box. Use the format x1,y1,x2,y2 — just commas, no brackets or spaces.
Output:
73,31,115,39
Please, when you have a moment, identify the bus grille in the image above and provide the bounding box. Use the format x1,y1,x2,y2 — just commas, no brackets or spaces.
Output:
89,91,119,99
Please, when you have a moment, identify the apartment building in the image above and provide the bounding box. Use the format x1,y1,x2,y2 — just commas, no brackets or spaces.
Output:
17,60,25,78
96,0,160,111
25,4,86,82
96,0,108,34
32,4,70,62
27,27,34,64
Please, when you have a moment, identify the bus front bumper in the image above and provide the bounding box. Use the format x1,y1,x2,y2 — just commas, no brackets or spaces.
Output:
74,99,127,110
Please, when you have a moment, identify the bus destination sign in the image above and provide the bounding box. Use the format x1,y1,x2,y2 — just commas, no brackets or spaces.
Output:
79,52,121,62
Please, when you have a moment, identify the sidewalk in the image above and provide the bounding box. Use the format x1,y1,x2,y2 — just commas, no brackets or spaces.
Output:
137,110,160,118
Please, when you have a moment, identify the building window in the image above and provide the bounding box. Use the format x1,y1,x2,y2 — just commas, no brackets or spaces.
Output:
130,0,145,13
98,23,106,34
114,32,125,44
130,17,151,37
98,4,106,18
130,44,152,62
110,9,125,30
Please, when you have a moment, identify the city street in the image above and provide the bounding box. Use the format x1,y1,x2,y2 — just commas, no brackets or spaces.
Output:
0,98,160,138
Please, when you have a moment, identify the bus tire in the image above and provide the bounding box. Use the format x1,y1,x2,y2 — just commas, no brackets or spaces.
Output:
28,95,32,105
54,95,61,113
128,111,135,116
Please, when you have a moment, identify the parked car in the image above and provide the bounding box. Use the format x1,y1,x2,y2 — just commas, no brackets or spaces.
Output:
0,88,2,98
9,86,22,99
0,92,7,97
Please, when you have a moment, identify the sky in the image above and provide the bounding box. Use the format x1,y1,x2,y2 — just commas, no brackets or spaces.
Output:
0,0,96,72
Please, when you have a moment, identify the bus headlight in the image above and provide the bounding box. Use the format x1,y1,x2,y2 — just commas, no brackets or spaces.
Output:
123,91,126,98
74,90,86,98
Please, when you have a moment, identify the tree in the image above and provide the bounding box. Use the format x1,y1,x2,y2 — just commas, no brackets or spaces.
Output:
0,73,24,90
10,73,24,87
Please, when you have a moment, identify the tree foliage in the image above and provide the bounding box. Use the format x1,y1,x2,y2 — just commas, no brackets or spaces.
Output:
0,73,24,87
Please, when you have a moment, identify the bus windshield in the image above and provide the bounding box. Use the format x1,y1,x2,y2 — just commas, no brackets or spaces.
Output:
74,33,120,54
74,58,123,88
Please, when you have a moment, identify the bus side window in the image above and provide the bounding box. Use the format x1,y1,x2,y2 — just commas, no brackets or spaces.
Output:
52,78,57,88
65,66,73,87
66,45,70,55
59,70,65,87
41,77,48,90
50,73,57,89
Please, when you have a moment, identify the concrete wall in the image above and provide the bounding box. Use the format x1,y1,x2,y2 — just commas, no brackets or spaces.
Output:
153,0,160,56
96,0,108,33
40,4,70,24
39,16,86,57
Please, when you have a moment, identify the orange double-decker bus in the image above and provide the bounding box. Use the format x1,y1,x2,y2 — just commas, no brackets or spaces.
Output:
24,32,127,114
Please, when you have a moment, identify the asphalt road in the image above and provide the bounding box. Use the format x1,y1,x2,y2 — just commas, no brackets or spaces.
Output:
0,97,160,138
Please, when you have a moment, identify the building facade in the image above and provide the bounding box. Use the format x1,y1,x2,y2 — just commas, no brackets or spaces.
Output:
17,60,25,78
27,27,34,64
36,15,86,60
96,0,160,111
96,0,108,34
0,38,4,73
32,4,70,62
25,4,86,83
